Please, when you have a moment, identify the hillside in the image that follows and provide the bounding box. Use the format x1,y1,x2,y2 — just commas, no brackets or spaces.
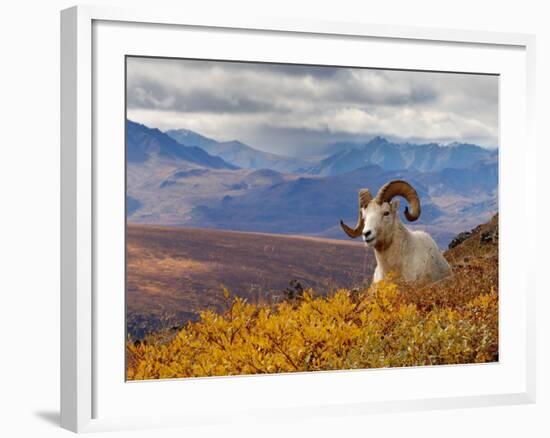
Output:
126,225,373,339
126,164,299,226
446,213,498,260
127,215,499,380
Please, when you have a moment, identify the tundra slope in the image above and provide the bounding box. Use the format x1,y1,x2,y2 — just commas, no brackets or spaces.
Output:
341,180,451,284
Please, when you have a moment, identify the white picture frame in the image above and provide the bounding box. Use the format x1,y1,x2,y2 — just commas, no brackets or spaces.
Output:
60,4,536,433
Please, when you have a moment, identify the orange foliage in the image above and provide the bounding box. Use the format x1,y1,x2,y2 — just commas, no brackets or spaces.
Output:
127,268,497,380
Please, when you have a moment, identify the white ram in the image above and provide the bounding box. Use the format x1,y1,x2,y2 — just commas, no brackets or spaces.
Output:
340,180,451,284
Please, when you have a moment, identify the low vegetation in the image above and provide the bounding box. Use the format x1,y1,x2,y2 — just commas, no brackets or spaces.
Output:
127,215,498,380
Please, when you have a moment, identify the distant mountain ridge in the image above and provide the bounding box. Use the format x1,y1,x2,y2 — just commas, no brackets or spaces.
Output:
166,128,310,173
306,136,497,176
127,120,237,169
163,128,217,149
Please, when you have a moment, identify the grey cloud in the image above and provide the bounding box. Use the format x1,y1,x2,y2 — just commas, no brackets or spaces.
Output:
126,57,498,155
128,76,277,114
253,63,342,79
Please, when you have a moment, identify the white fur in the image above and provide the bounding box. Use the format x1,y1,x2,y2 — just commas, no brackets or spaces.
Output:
361,199,451,284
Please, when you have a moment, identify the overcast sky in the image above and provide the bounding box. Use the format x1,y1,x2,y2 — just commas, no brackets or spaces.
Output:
126,57,498,157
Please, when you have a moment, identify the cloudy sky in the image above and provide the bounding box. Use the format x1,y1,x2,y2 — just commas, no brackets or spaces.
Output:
126,57,498,157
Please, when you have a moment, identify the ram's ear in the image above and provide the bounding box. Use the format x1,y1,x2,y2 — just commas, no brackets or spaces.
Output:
390,199,401,214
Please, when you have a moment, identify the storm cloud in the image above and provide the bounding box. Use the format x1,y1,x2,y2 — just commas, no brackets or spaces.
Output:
127,57,498,156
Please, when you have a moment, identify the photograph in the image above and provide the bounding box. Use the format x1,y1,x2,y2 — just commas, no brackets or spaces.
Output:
124,57,499,380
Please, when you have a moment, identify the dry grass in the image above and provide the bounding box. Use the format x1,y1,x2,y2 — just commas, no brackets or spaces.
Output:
126,224,374,338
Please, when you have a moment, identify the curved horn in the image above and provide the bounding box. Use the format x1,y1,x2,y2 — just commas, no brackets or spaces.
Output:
340,189,372,238
375,180,421,222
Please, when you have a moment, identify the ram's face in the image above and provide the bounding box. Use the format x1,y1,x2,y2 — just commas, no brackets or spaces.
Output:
361,200,400,247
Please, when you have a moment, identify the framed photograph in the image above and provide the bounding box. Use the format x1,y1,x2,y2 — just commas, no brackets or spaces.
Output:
61,5,536,432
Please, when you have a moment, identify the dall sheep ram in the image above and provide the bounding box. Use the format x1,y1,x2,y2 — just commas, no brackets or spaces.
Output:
340,180,451,284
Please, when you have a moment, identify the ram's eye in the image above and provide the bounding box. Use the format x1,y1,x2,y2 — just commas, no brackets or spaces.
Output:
383,211,390,216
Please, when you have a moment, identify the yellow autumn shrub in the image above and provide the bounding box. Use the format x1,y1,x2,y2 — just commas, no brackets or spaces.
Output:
127,271,498,380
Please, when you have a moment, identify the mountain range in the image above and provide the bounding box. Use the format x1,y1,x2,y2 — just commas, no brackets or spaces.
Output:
126,120,498,248
306,136,497,176
188,163,497,246
127,120,237,169
166,128,311,173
